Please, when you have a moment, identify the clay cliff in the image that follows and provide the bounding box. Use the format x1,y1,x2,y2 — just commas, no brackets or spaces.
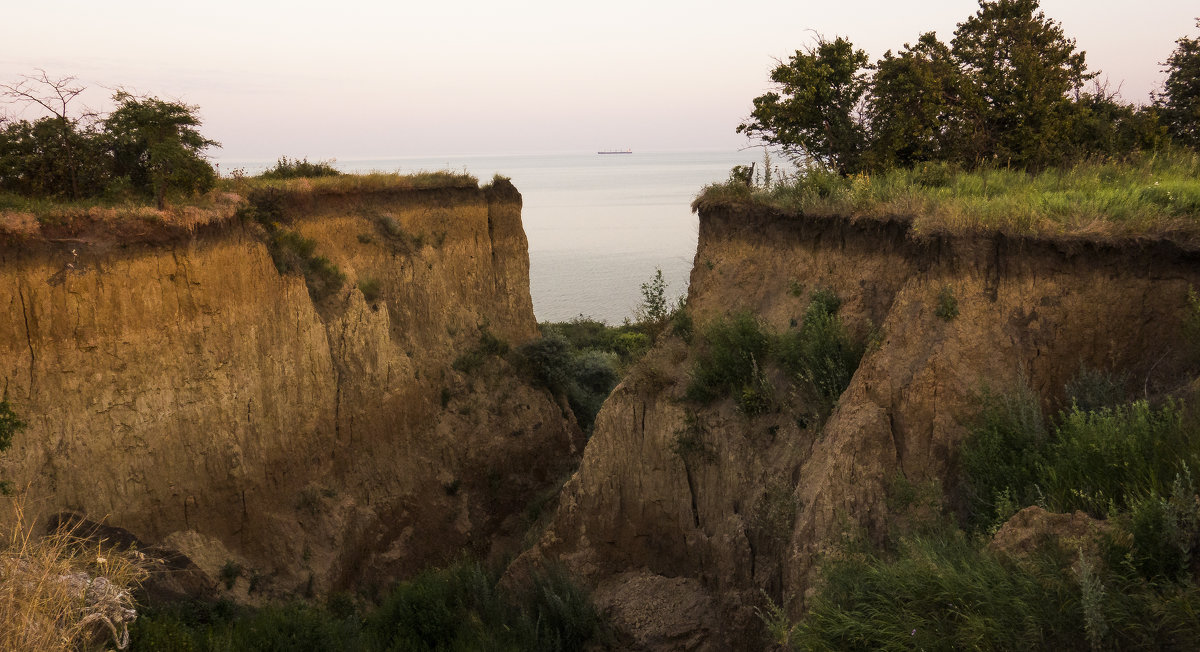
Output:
522,200,1200,650
0,179,582,596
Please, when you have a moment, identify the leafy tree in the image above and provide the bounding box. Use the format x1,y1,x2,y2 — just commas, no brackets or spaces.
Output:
1068,83,1165,158
1157,20,1200,148
104,92,219,208
0,117,107,198
737,37,870,175
867,32,973,169
951,0,1094,169
0,71,97,199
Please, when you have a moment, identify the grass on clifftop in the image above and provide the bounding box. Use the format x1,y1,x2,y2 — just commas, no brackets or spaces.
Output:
695,150,1200,246
0,170,480,241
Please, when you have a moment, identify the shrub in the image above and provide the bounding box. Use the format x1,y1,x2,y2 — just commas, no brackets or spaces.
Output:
934,285,959,320
513,328,619,434
357,277,382,304
685,312,773,406
1039,400,1198,516
219,560,242,590
365,560,601,652
959,385,1048,531
0,400,25,494
452,329,509,375
793,527,1200,650
638,268,669,326
776,289,864,418
1063,366,1127,412
257,156,342,180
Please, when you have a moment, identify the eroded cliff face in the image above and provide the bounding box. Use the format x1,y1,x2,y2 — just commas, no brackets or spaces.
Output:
0,181,582,596
525,202,1200,650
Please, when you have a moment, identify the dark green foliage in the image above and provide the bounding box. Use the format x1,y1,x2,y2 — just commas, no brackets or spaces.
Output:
775,290,864,417
131,599,365,652
0,117,109,199
951,0,1093,169
266,230,345,301
684,312,773,408
132,562,601,652
357,277,382,304
638,268,668,325
513,317,662,433
0,400,24,495
239,191,345,302
258,156,341,180
934,286,959,321
452,328,509,374
1040,400,1199,516
104,92,219,208
1157,21,1200,148
1063,366,1127,412
0,77,218,203
0,400,25,454
1126,471,1200,581
513,326,620,434
671,411,716,464
793,528,1200,650
868,33,972,169
738,37,870,175
735,1,1179,175
959,386,1048,531
219,561,242,590
670,305,694,344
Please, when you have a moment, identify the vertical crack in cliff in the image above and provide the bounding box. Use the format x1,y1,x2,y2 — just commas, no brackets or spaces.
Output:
683,463,701,529
17,283,34,398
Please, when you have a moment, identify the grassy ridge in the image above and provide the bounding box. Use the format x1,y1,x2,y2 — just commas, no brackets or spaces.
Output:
695,151,1200,246
0,170,480,241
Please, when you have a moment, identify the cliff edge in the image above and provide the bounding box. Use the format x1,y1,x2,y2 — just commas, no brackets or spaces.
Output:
522,200,1200,650
0,178,582,596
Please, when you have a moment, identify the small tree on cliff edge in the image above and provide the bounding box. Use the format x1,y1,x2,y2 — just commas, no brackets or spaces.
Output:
104,92,219,209
737,36,870,175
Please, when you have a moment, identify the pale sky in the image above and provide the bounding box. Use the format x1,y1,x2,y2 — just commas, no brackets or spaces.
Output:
2,1,1195,160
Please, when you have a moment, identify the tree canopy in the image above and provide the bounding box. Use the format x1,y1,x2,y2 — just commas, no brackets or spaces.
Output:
739,0,1192,175
736,37,869,175
1157,20,1200,148
0,75,219,205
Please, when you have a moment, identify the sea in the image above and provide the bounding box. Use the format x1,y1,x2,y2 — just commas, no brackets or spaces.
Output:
218,150,758,324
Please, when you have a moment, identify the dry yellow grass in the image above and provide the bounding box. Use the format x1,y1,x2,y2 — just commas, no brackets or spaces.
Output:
0,499,145,651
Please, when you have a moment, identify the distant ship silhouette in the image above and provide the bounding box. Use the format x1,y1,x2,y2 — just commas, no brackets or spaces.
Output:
597,148,632,154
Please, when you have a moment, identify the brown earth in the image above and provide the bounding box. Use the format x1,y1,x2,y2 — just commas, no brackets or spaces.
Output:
0,180,582,596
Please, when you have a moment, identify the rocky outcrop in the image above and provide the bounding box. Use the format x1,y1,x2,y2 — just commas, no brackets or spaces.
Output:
524,201,1200,649
0,180,582,595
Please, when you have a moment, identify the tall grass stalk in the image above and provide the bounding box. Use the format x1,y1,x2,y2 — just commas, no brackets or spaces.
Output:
0,499,145,651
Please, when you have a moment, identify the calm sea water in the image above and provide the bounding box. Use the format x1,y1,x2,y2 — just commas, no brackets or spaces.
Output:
219,150,757,324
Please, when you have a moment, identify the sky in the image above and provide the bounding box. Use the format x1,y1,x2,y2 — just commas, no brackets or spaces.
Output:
2,1,1196,161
